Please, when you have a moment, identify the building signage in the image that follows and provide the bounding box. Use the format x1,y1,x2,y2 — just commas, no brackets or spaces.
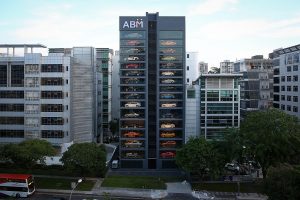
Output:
120,17,146,30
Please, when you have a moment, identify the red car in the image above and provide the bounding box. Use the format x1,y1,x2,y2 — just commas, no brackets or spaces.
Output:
161,151,176,158
126,40,140,46
125,63,139,69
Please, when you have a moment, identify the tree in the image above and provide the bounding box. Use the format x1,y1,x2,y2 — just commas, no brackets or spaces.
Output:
241,108,300,178
1,139,56,169
208,67,220,74
60,143,106,177
264,164,300,200
175,137,224,180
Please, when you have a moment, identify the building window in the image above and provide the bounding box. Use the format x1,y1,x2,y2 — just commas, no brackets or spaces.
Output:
0,104,24,112
287,86,291,91
281,86,285,91
293,96,298,102
187,54,189,58
281,104,285,110
287,105,291,111
41,104,64,112
207,90,219,101
41,78,63,86
0,65,7,86
0,117,24,125
293,65,298,71
41,91,63,99
281,76,285,82
0,130,24,138
287,96,291,101
293,75,298,82
293,106,298,113
41,117,64,125
41,130,64,138
281,95,285,101
287,76,291,82
187,90,195,98
187,78,189,83
287,66,291,72
41,64,63,72
187,66,189,71
11,65,24,87
66,66,68,71
293,86,298,92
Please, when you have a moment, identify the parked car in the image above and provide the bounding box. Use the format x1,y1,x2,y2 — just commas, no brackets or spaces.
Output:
123,124,143,128
161,94,175,99
161,132,176,138
161,123,175,128
124,112,139,118
124,140,142,148
161,48,176,54
161,140,176,147
161,63,176,68
225,163,239,172
161,71,175,76
123,131,142,138
125,93,140,99
124,78,139,84
161,79,175,84
161,113,174,118
124,102,141,108
160,40,176,46
125,63,139,69
160,151,176,158
161,103,176,108
161,56,176,61
125,152,139,158
124,33,143,38
125,70,141,76
126,40,140,46
127,56,139,61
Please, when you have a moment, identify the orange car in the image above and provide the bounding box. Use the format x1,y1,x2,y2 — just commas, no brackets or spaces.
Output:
123,132,141,138
161,141,176,147
160,132,175,138
161,151,176,158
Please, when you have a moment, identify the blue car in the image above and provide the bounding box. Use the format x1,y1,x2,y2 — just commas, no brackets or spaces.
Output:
161,94,175,99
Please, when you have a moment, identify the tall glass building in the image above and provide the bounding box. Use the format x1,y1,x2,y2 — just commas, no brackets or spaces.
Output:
119,12,186,169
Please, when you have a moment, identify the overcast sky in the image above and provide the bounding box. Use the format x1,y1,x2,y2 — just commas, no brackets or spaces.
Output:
1,0,300,67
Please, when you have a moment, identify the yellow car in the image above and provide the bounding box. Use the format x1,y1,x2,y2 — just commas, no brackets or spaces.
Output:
161,132,176,138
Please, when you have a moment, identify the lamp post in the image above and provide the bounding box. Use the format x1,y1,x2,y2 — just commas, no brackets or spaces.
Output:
69,178,82,200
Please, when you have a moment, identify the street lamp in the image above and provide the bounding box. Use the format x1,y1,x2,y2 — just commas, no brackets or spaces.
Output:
69,178,82,200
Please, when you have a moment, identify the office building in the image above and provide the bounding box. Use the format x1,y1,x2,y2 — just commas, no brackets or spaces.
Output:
199,74,242,140
119,12,185,169
0,44,98,145
186,52,200,84
111,51,120,120
271,44,300,118
234,55,273,118
199,62,208,74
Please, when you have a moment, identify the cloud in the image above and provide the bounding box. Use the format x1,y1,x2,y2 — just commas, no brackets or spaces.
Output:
189,0,239,16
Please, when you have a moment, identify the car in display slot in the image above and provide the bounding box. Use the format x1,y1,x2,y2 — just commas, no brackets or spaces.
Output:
125,63,139,69
161,113,174,118
126,40,140,46
161,63,176,68
161,56,176,61
125,93,140,99
124,78,139,84
161,140,177,147
125,70,141,76
124,102,141,108
127,56,139,61
161,123,175,128
161,94,175,99
124,140,142,148
161,132,176,138
124,33,143,39
161,103,176,108
160,40,177,46
123,131,142,138
161,48,176,54
160,151,176,158
124,112,139,118
161,79,175,84
125,152,139,158
123,124,144,128
161,71,175,76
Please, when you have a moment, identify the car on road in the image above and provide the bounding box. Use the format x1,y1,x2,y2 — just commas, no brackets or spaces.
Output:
160,132,176,138
225,163,240,172
124,112,139,118
124,102,141,108
160,151,176,158
161,79,175,84
161,123,175,128
123,131,142,138
161,103,176,108
161,140,176,147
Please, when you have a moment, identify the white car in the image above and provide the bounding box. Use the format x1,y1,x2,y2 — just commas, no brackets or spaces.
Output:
161,71,175,76
161,103,176,108
127,56,139,61
161,79,175,84
161,123,175,128
124,112,139,118
124,102,141,108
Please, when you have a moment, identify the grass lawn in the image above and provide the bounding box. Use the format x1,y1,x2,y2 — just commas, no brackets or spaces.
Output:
101,175,168,189
192,182,264,193
35,177,96,191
